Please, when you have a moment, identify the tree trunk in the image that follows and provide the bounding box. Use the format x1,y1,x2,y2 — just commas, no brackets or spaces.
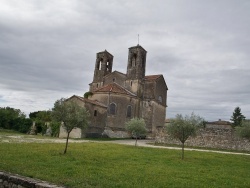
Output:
181,142,184,160
135,137,138,146
64,132,70,154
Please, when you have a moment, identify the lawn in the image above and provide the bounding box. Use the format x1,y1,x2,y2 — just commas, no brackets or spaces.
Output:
0,133,250,187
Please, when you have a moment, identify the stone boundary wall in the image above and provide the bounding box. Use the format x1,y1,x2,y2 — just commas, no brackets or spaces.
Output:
0,171,65,188
155,127,250,151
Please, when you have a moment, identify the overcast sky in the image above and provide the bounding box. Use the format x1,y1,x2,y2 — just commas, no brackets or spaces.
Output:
0,0,250,121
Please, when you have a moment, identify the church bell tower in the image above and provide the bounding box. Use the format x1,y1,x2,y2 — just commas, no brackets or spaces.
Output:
126,45,147,80
90,50,113,92
125,45,147,95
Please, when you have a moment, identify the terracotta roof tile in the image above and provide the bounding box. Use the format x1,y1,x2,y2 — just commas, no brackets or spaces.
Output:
70,95,107,108
144,74,162,81
95,83,136,96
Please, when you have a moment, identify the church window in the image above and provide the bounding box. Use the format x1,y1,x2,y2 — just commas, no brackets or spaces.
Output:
132,55,136,67
130,81,133,86
94,110,97,116
113,78,116,82
126,105,132,118
158,96,162,103
109,103,116,115
98,59,103,70
106,61,109,71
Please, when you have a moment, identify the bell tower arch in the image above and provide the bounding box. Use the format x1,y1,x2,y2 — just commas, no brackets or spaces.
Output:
126,45,147,80
90,50,113,92
125,45,147,96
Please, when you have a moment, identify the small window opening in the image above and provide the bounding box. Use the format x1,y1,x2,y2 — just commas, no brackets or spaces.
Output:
109,103,116,115
94,110,97,116
99,59,103,70
158,96,162,103
106,61,109,71
113,78,115,82
130,81,133,87
126,105,132,118
132,56,136,67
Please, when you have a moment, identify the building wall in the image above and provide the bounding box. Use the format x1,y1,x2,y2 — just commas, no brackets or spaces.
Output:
151,102,166,134
155,77,167,106
106,94,138,130
144,81,155,99
84,103,107,137
142,100,153,131
59,126,82,138
103,71,126,86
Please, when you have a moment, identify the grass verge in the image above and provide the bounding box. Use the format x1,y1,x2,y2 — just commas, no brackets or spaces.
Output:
1,141,250,188
152,142,250,154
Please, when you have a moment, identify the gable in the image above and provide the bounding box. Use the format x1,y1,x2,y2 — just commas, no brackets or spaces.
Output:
103,70,126,86
68,95,107,108
94,82,136,97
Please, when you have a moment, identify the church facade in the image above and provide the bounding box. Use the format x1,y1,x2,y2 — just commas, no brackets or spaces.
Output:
67,44,168,138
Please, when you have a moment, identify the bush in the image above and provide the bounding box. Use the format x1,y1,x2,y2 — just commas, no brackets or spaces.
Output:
35,121,47,135
50,121,61,137
236,121,250,140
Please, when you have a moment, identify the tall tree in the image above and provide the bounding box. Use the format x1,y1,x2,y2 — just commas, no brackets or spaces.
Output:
125,118,147,146
0,107,26,130
231,107,245,127
52,98,89,154
166,113,204,160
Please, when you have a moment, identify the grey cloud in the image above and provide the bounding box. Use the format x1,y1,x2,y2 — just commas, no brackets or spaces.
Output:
0,0,250,120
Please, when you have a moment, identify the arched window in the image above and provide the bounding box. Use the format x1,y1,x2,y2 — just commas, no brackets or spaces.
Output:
99,59,103,70
132,55,136,67
94,110,97,116
109,103,116,115
158,96,162,103
106,61,109,71
130,54,137,67
126,105,132,118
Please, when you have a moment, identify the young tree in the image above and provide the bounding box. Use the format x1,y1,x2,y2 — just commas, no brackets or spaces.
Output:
166,113,204,160
231,107,246,128
236,120,250,140
52,98,89,154
125,118,147,146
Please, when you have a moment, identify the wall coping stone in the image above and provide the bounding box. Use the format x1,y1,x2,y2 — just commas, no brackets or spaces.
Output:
0,171,66,188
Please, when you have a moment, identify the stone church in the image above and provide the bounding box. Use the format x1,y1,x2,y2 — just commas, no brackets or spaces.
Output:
65,44,168,138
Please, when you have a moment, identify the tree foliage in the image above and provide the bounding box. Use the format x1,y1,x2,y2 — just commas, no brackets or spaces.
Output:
29,110,52,135
125,118,147,146
166,113,204,159
84,91,93,99
0,107,31,133
51,98,89,154
230,107,245,128
236,120,250,140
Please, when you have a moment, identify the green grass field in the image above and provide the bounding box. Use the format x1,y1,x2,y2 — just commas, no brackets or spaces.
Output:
0,131,250,187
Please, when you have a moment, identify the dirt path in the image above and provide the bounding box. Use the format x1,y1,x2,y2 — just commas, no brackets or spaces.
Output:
106,139,250,156
1,135,250,156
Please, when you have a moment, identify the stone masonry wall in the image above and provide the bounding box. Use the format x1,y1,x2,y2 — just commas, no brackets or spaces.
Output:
155,127,250,151
0,171,65,188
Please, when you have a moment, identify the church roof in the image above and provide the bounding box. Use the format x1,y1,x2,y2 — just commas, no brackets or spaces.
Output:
94,82,136,96
103,70,126,78
69,95,107,108
144,74,162,81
